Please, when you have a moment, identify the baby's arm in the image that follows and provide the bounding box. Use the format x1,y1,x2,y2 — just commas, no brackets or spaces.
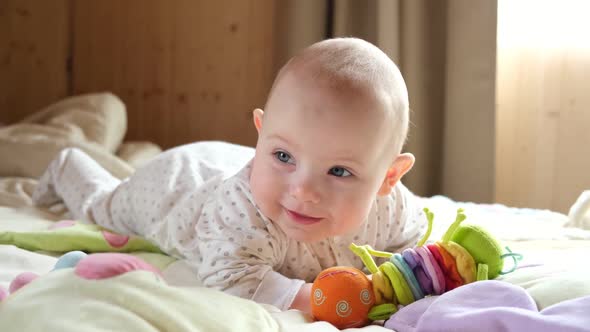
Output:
291,283,313,313
195,193,308,311
197,235,307,311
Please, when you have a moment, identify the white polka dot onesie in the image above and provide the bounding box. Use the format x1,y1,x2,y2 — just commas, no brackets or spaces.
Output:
33,141,427,310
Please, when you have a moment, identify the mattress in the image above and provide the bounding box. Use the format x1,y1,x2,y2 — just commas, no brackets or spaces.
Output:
1,192,589,331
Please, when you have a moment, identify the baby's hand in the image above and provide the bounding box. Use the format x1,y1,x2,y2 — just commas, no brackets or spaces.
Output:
290,283,313,315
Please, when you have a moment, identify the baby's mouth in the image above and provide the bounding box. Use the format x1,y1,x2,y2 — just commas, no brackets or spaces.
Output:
285,208,322,225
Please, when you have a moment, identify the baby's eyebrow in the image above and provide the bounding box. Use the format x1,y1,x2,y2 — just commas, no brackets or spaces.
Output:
327,154,363,169
266,134,299,149
266,134,287,142
335,158,362,169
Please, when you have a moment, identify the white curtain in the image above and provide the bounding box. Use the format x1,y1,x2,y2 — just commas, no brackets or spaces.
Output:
496,0,590,213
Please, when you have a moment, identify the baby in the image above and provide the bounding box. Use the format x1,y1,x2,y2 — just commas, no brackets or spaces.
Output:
32,37,427,314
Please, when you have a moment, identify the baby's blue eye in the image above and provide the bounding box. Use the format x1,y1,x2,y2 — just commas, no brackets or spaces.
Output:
274,151,294,164
329,167,352,177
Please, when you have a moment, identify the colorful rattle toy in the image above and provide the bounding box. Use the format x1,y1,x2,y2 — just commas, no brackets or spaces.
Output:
310,208,522,329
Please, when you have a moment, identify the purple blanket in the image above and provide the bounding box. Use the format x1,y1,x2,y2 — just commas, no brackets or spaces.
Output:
385,280,590,332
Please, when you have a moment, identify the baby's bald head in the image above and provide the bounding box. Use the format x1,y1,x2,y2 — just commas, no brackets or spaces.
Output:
250,39,415,238
268,38,410,155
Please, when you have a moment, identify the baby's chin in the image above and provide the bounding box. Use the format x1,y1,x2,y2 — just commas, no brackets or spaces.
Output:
268,212,357,242
283,226,346,243
288,232,329,243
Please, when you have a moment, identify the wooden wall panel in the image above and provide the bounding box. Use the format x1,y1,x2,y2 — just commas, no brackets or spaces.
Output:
72,0,276,149
0,0,69,124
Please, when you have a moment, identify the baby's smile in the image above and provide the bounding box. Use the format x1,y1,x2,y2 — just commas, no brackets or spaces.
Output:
284,208,323,225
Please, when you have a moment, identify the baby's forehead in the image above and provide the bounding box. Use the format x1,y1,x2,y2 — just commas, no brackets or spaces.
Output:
269,76,398,159
267,38,409,155
277,66,396,120
278,53,404,113
288,55,394,95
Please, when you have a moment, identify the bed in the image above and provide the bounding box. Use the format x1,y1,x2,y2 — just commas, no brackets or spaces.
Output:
1,94,589,331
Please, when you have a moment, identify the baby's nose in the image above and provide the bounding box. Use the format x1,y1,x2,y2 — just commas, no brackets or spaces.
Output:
289,177,321,204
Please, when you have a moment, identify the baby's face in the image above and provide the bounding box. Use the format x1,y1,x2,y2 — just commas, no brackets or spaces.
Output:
250,72,395,242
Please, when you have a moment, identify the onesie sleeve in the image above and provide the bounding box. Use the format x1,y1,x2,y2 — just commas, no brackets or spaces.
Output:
196,184,305,310
385,182,428,252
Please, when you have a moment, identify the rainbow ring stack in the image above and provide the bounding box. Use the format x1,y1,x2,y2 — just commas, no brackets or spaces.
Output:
311,209,522,328
350,208,522,321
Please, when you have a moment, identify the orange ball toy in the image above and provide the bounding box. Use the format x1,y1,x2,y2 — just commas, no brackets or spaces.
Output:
311,266,375,329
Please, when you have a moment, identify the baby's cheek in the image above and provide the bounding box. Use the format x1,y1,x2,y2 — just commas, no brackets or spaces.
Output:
338,215,366,234
334,196,373,231
250,168,280,215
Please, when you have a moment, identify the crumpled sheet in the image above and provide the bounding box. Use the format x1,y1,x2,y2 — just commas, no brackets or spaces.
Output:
0,92,162,180
385,280,590,332
568,190,590,230
0,92,163,215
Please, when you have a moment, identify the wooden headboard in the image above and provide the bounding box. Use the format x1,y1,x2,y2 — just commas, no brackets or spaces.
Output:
1,0,278,149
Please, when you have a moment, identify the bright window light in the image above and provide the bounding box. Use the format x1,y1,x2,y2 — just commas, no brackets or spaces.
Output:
498,0,590,50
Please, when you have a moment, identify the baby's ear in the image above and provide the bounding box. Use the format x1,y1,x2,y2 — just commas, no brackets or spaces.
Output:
253,108,264,134
377,153,415,196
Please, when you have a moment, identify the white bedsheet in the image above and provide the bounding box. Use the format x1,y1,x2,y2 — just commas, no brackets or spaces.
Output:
2,192,590,332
